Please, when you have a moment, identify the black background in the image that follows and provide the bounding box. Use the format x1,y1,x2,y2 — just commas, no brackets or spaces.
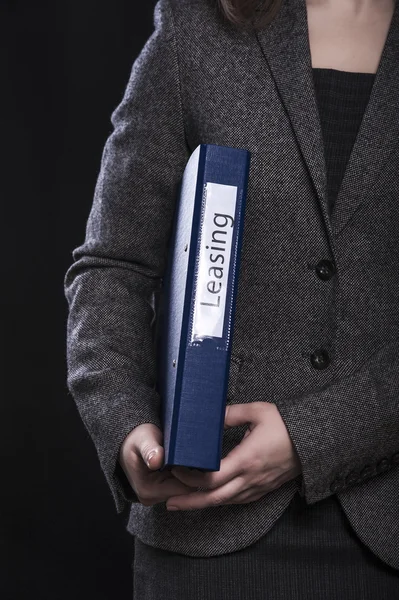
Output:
2,1,157,598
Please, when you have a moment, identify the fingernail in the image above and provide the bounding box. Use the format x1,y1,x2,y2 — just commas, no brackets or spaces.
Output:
167,505,179,511
146,449,158,467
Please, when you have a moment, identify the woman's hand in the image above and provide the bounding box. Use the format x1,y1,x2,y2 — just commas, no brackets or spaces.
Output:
166,402,302,511
119,423,198,506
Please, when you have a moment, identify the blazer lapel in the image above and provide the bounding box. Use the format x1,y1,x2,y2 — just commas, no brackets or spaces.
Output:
331,0,399,236
254,0,399,241
254,0,331,241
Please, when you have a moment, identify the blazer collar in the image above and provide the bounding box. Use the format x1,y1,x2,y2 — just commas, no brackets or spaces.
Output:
255,0,399,241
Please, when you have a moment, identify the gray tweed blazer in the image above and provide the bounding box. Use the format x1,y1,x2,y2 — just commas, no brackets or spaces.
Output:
64,0,399,569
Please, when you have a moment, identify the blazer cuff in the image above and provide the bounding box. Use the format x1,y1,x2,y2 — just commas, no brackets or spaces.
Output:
276,341,399,504
72,372,162,514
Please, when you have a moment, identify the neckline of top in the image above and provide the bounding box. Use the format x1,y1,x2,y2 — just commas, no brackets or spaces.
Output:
312,67,376,76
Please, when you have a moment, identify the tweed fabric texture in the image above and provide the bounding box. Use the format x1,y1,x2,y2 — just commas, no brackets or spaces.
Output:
312,68,376,215
132,493,399,600
64,0,399,568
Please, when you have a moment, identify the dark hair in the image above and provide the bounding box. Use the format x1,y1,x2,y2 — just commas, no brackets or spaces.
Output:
216,0,283,31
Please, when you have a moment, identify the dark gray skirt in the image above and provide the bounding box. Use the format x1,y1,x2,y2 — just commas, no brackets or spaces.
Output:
132,492,399,600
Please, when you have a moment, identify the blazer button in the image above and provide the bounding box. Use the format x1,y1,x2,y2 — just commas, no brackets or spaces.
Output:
376,458,390,473
330,478,345,492
315,259,336,281
310,348,330,369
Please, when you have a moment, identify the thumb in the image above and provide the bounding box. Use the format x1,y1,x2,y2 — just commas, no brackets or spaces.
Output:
143,445,164,469
138,425,164,469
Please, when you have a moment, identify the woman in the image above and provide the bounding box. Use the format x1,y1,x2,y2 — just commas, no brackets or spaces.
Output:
64,0,399,597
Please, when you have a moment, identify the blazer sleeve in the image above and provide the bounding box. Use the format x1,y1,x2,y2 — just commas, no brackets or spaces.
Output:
63,0,190,514
276,340,399,504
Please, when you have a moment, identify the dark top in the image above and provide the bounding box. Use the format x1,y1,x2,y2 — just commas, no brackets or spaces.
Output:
312,67,376,215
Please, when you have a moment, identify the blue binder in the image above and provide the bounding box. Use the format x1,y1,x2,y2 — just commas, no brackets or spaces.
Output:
156,143,251,472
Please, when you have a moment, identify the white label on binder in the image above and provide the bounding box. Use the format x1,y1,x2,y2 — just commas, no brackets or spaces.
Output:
192,182,237,340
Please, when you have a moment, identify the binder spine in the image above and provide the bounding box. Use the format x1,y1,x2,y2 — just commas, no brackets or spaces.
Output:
160,144,250,471
168,146,207,465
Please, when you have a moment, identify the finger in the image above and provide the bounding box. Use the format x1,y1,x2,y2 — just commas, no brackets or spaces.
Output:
170,466,219,488
224,402,264,430
156,477,196,497
171,457,240,489
172,424,259,489
131,424,164,468
166,475,247,511
141,444,164,470
225,490,266,505
217,428,260,479
137,472,197,504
